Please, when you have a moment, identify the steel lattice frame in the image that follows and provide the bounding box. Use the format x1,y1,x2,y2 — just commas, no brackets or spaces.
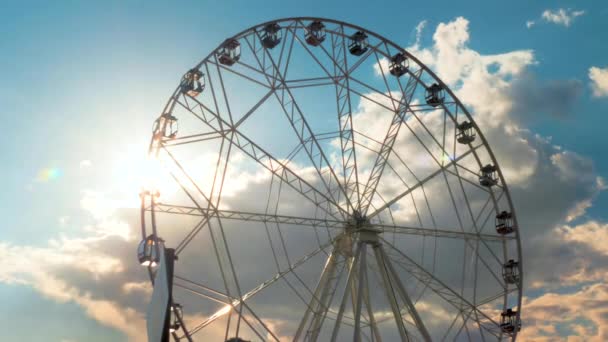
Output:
140,17,523,341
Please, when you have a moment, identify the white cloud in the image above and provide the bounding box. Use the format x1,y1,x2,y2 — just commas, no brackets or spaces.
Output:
566,198,593,222
409,17,534,91
58,215,70,226
413,20,427,47
520,282,608,341
0,187,146,341
153,16,602,339
122,281,152,296
526,20,535,29
514,220,608,340
551,151,596,183
79,159,92,168
374,19,427,77
0,238,146,341
364,17,605,303
0,239,124,283
541,8,585,27
373,57,389,77
559,221,608,256
589,66,608,97
4,16,606,341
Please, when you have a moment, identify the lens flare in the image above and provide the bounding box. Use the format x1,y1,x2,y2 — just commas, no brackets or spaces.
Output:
36,167,62,182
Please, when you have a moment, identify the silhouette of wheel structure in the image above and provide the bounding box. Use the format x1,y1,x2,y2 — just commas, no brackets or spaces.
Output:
139,17,523,341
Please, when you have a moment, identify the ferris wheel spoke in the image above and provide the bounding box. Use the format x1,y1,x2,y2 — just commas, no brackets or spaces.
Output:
440,309,468,341
378,237,503,339
477,287,518,308
352,131,422,201
371,244,412,341
231,131,347,220
231,86,275,128
159,133,239,256
188,300,274,341
174,281,231,305
367,143,483,220
243,32,355,215
277,21,297,80
290,23,365,209
231,58,282,84
359,68,423,215
238,302,282,342
360,255,383,342
330,243,362,341
386,223,508,302
174,274,232,304
151,203,346,230
160,146,212,209
459,189,512,276
289,22,367,208
208,217,246,308
189,234,339,337
286,266,364,333
450,310,474,342
352,142,414,210
280,76,336,89
354,128,420,185
296,250,345,340
324,27,382,77
155,147,223,255
207,59,273,89
378,245,432,341
330,24,362,211
174,94,349,220
240,233,341,304
375,224,511,242
159,130,227,147
443,165,494,194
372,49,402,111
144,18,522,341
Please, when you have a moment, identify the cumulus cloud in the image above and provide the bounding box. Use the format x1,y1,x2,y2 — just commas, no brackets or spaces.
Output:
80,159,93,168
122,281,152,296
508,75,582,120
405,16,600,202
526,20,535,29
413,20,427,47
519,283,608,341
373,19,427,78
0,185,148,341
356,16,604,335
4,16,606,341
541,8,586,27
0,236,146,341
589,66,608,97
367,17,605,337
58,215,70,226
334,17,602,340
500,220,608,340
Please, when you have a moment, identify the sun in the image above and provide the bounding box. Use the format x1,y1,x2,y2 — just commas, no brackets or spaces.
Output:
110,142,179,208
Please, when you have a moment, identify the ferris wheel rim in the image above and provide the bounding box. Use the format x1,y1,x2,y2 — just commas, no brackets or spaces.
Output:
144,17,523,341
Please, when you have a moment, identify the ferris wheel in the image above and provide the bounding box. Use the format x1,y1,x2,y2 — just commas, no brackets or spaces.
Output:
138,17,523,341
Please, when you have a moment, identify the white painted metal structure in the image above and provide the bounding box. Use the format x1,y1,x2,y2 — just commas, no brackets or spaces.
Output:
140,18,523,341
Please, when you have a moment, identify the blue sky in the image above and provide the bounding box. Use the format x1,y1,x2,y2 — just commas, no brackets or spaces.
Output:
1,0,608,341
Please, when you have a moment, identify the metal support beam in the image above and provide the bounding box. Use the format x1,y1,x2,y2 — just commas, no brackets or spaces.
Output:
379,246,432,341
330,243,362,341
358,69,422,215
294,250,340,340
372,244,410,341
380,237,502,338
353,243,367,342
